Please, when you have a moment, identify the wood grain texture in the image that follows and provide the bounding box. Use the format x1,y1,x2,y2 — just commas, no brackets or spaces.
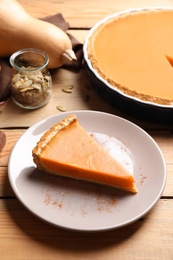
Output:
0,129,172,197
1,65,173,130
0,199,173,260
18,0,173,28
1,1,173,259
1,164,172,198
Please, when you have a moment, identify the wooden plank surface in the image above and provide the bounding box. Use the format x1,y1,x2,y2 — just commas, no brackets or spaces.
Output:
0,199,173,260
0,129,172,197
1,1,173,259
1,65,173,130
1,164,172,198
18,0,173,28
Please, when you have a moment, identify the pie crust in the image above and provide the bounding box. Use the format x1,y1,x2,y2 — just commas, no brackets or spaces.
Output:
87,9,173,105
32,114,137,193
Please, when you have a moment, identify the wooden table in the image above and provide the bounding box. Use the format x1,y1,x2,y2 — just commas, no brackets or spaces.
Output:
1,1,173,259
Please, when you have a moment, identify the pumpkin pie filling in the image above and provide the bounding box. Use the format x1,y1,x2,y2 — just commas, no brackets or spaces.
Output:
87,10,173,105
32,114,137,193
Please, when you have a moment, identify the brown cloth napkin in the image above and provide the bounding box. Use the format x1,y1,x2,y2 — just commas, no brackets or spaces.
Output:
0,13,83,102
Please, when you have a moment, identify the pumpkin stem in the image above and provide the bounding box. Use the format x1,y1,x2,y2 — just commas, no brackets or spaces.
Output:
62,49,77,63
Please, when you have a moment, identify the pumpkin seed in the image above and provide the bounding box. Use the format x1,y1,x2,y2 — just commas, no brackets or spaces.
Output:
56,105,66,112
20,86,34,92
11,65,51,107
61,85,74,93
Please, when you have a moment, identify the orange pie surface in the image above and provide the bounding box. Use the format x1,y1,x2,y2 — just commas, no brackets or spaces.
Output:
88,9,173,105
32,115,137,193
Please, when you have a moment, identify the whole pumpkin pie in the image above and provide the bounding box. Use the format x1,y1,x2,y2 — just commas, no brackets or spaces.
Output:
87,9,173,105
32,114,137,193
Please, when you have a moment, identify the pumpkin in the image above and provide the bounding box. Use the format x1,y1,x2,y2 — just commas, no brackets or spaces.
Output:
0,0,76,68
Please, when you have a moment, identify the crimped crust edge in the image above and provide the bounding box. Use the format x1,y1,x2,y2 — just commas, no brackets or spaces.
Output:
32,114,77,167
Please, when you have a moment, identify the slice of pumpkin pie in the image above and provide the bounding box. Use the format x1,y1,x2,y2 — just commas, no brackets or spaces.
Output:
32,114,137,193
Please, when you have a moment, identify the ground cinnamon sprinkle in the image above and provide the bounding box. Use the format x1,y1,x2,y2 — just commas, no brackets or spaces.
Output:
106,198,117,213
108,197,117,206
52,201,62,208
44,192,63,208
90,132,95,138
140,175,147,185
42,182,117,216
96,193,117,213
44,192,51,205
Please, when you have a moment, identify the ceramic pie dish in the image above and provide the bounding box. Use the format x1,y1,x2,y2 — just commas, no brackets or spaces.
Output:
83,8,173,123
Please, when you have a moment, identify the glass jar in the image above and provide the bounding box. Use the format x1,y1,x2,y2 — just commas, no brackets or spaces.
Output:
10,48,52,109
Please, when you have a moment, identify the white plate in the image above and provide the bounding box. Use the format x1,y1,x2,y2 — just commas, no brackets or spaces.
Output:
8,110,166,232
